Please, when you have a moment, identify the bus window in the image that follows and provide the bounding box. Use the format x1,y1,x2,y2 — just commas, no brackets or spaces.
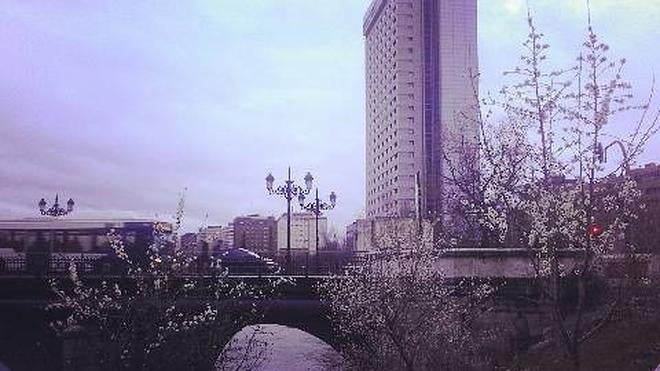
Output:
95,234,112,253
125,231,137,244
0,231,10,248
11,231,26,252
63,234,83,253
25,231,51,251
27,231,50,253
53,231,66,252
74,234,94,253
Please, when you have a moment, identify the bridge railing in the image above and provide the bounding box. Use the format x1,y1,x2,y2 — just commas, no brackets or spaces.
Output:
0,254,357,278
0,255,100,276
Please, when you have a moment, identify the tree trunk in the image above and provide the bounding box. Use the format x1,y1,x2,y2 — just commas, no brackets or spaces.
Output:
569,346,581,371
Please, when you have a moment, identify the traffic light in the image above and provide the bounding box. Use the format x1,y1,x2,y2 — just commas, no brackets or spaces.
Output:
587,223,604,238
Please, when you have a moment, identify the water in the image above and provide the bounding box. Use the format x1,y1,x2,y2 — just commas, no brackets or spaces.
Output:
217,324,344,371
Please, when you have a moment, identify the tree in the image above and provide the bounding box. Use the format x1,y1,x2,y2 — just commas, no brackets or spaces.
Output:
322,219,498,371
444,10,659,371
48,196,285,370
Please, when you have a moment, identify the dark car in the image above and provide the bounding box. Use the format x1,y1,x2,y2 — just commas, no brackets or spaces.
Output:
220,248,280,275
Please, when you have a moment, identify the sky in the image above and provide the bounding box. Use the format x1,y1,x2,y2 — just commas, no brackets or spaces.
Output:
0,0,659,233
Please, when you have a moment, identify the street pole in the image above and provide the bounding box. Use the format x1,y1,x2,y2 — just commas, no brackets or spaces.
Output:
599,140,632,255
265,167,313,275
37,194,75,275
315,189,320,271
286,167,292,274
300,188,336,275
600,140,630,175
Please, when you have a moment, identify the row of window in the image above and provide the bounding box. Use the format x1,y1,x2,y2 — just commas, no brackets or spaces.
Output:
365,0,418,218
0,230,145,253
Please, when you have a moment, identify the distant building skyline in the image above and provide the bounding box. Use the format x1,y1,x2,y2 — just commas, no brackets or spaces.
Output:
0,1,658,234
364,0,478,220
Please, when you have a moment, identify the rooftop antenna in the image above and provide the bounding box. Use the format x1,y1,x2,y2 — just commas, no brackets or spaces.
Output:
200,212,209,231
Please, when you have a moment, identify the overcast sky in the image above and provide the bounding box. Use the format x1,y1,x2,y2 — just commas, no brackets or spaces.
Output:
1,0,659,233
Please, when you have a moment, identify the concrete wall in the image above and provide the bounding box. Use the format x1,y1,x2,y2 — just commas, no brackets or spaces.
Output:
432,250,577,278
361,248,584,278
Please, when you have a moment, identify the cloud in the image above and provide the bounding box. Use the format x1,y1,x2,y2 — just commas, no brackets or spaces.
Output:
0,0,372,233
502,0,525,15
0,0,657,234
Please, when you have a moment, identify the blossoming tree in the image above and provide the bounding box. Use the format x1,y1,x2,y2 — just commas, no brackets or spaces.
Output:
48,196,284,371
444,12,659,370
322,219,498,371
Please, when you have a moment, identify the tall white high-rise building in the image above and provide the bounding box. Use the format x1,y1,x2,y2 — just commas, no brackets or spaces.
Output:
364,0,478,220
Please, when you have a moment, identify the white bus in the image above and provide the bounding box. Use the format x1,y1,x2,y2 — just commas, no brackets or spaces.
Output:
0,218,171,274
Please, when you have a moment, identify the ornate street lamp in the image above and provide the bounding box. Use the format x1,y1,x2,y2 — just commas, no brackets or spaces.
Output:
33,194,75,275
266,167,313,273
299,188,336,272
597,140,630,175
595,140,630,250
38,194,75,217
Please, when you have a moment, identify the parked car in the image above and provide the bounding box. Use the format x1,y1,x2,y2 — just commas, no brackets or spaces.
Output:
220,248,280,275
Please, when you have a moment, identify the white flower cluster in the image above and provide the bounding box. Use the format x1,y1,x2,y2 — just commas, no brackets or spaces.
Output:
47,196,289,370
321,224,496,370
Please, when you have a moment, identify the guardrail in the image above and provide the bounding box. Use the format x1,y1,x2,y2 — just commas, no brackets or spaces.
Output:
0,255,354,277
0,255,99,276
4,250,645,279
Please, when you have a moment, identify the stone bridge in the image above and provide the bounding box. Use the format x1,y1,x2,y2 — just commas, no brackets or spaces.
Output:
0,275,337,370
2,248,654,370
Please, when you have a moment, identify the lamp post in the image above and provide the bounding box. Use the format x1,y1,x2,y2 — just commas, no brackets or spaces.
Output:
597,140,631,253
34,195,75,275
597,140,630,175
38,194,75,217
299,188,336,273
266,167,313,273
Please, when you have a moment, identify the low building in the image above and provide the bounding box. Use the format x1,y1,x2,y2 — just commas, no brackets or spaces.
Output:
233,215,277,257
345,221,358,251
180,232,198,254
220,222,234,250
355,219,376,252
348,219,378,252
630,163,660,253
350,217,430,253
325,225,341,250
276,212,327,256
198,225,227,256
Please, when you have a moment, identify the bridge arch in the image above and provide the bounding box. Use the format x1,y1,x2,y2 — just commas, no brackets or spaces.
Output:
226,298,338,350
219,323,344,370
